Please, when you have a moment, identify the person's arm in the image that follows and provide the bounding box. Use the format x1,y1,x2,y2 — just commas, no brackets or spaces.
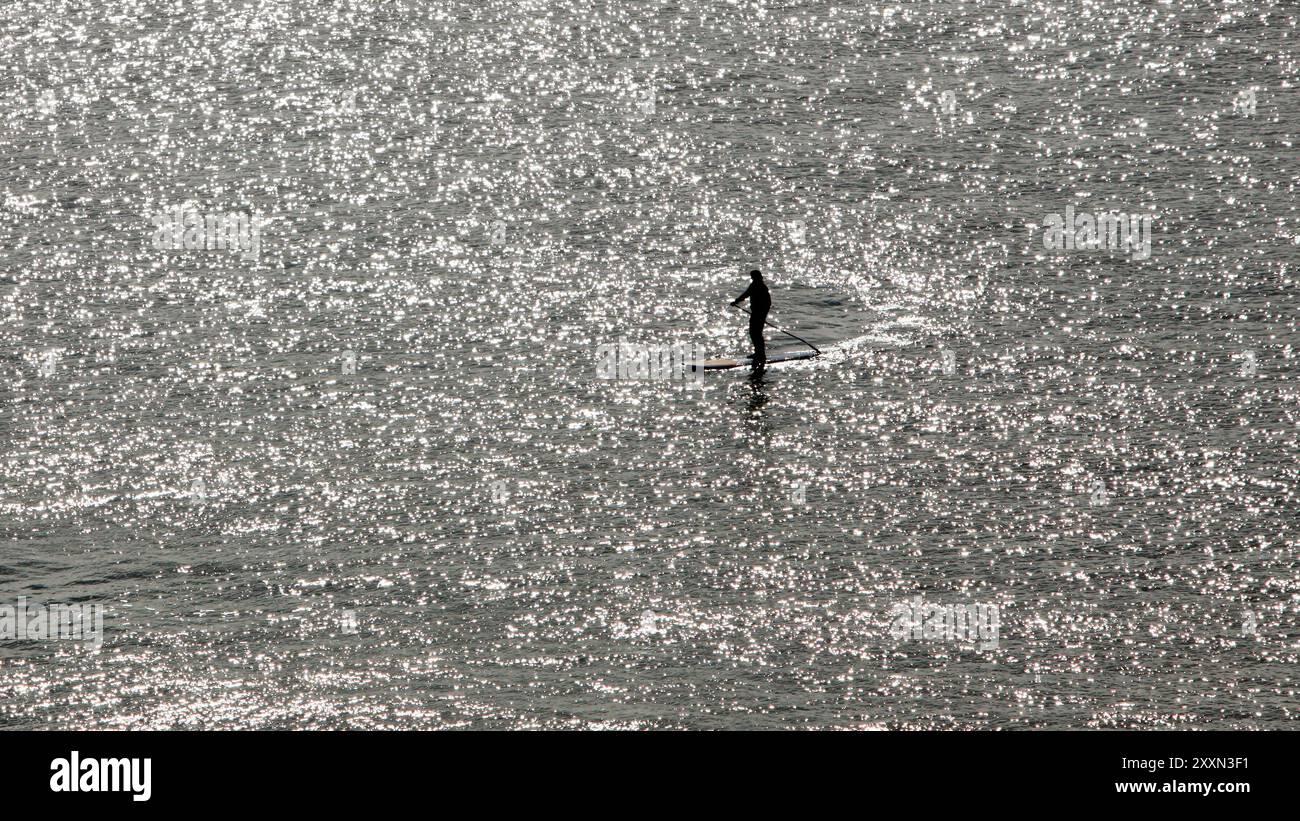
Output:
731,284,752,307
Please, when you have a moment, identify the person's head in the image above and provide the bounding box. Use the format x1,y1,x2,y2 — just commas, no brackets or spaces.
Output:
750,269,763,281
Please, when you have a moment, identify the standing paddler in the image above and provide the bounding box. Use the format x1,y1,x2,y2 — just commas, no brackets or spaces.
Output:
730,269,771,368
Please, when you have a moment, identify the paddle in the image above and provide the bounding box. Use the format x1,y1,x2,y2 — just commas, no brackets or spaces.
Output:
729,304,821,355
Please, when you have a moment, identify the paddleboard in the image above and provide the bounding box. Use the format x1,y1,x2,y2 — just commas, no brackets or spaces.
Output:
692,350,819,371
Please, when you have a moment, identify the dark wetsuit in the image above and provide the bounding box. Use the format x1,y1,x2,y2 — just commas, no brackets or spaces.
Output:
733,278,771,365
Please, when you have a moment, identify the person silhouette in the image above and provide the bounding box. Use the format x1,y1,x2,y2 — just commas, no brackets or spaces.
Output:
731,269,770,367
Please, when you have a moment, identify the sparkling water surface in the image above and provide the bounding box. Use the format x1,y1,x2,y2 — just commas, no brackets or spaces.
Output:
1,0,1298,728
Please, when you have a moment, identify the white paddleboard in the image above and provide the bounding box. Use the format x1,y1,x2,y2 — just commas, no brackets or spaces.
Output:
692,350,820,371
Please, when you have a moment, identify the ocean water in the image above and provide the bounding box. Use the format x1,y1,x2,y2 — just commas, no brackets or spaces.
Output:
1,0,1297,729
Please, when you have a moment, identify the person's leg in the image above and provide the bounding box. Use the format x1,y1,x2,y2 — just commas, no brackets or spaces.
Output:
749,317,766,366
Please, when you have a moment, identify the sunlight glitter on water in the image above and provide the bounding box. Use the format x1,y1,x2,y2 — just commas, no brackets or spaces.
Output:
1,0,1298,729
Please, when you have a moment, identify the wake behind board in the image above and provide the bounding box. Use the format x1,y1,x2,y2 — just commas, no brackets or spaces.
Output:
692,350,819,371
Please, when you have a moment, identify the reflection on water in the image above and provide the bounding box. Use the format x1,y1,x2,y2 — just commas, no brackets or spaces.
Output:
744,367,771,432
0,0,1297,729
